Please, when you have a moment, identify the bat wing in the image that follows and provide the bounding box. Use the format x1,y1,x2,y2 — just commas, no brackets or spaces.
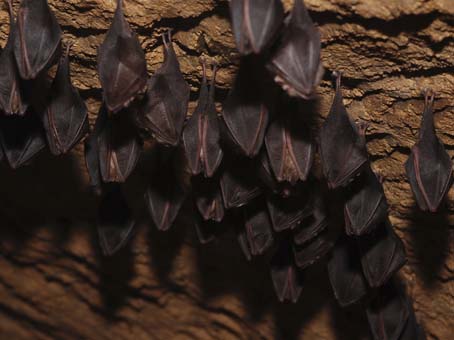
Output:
358,220,406,288
0,1,28,115
242,201,274,256
194,218,217,245
268,0,323,99
14,0,62,80
98,110,142,183
97,184,135,256
0,113,46,169
267,192,311,232
270,238,304,303
97,0,147,113
320,73,367,188
344,165,389,236
327,235,368,307
44,45,89,155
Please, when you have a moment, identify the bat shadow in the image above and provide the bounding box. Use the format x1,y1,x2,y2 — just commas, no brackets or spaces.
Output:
406,204,451,287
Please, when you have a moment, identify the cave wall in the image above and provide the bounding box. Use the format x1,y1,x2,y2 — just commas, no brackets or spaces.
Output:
0,1,453,339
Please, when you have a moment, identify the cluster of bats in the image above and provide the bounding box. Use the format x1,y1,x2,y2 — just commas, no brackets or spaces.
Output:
0,0,438,338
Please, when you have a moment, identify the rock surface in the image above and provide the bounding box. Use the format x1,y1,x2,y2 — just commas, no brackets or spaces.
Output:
0,1,453,339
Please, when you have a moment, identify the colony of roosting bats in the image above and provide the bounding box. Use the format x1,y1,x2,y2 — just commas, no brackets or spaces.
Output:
1,0,443,338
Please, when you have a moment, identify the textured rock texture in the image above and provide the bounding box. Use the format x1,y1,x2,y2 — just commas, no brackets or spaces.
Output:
0,0,453,339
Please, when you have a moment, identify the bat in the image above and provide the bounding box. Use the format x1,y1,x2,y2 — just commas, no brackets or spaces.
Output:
192,175,225,223
97,107,142,183
194,218,217,245
221,56,273,158
97,183,135,256
327,235,368,307
145,147,188,231
358,219,406,288
293,190,329,245
293,222,340,269
0,0,28,115
266,191,312,232
365,280,427,340
405,90,453,212
43,43,89,155
182,61,223,178
270,238,304,303
14,0,62,80
320,72,368,189
265,98,314,184
238,200,274,259
344,164,389,236
229,0,284,55
84,104,109,195
97,0,147,113
257,148,300,197
137,31,190,147
220,153,262,209
0,112,46,169
267,0,324,99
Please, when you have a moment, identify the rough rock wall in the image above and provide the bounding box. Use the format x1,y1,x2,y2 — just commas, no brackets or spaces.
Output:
0,1,453,339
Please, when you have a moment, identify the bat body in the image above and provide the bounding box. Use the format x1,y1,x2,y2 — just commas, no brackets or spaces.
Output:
265,104,314,184
267,0,324,99
98,108,142,183
43,44,89,155
344,165,388,236
358,219,406,288
97,183,135,256
267,192,311,232
192,176,225,222
327,235,368,307
270,238,304,303
97,0,147,113
14,0,62,80
320,72,368,189
137,32,190,147
222,56,272,158
0,0,27,115
182,63,223,178
0,113,46,169
405,90,453,212
229,0,284,55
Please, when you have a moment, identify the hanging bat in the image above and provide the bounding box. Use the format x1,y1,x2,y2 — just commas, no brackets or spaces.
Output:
97,183,135,256
97,0,147,113
84,104,109,195
405,90,453,212
293,190,329,245
220,153,262,209
267,0,324,99
293,222,340,269
14,0,62,80
366,280,427,340
145,147,188,231
194,218,217,245
265,99,314,184
43,43,89,155
327,235,368,307
182,61,223,178
222,56,273,158
266,191,312,232
136,31,190,147
192,175,225,223
0,113,46,169
98,107,142,183
358,219,406,288
0,0,27,115
320,72,368,189
229,0,284,55
238,200,274,259
270,238,304,303
345,164,389,236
